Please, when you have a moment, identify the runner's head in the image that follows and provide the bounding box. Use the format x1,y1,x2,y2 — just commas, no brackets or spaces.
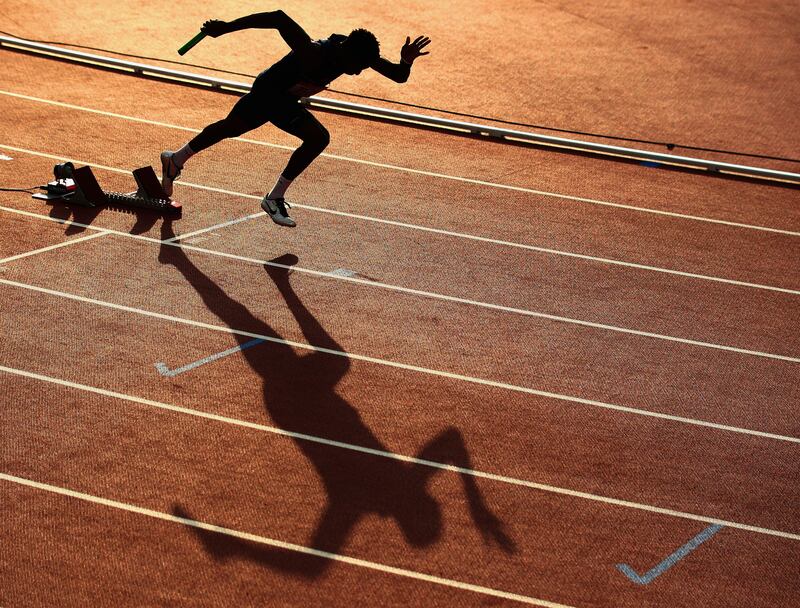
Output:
340,28,380,74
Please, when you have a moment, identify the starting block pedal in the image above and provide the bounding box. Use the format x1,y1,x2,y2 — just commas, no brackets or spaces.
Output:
34,164,181,216
114,165,181,214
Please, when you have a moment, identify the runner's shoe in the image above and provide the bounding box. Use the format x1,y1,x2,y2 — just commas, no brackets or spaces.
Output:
160,151,182,198
261,196,296,227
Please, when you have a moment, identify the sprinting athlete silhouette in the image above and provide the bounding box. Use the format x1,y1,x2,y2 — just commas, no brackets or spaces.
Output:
160,11,431,227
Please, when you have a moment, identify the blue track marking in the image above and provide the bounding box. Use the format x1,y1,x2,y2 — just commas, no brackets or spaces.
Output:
155,338,265,377
616,524,723,585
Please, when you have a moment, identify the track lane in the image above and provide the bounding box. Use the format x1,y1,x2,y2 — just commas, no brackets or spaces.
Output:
1,248,798,533
2,93,798,295
1,482,501,608
2,371,798,608
2,231,797,437
4,156,800,366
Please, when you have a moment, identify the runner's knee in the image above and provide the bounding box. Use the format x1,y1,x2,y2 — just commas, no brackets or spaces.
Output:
307,125,330,152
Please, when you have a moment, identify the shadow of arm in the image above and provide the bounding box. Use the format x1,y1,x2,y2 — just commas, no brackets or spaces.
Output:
172,503,355,579
159,222,266,337
414,428,517,554
266,260,350,378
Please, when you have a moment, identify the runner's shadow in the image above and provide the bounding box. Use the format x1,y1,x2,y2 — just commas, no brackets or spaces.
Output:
158,221,515,578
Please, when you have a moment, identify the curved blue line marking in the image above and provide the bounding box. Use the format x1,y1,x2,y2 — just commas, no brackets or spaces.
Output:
155,338,265,377
616,524,723,585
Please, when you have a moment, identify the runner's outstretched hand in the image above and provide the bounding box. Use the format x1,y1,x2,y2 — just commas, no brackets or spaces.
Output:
401,36,431,64
201,20,230,37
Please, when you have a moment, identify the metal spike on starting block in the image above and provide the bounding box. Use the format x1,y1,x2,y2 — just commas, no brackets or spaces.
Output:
117,165,181,214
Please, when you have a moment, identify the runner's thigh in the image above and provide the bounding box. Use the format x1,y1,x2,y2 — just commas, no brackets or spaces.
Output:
225,89,273,132
271,105,328,143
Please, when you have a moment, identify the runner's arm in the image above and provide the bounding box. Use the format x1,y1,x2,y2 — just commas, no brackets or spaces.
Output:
370,36,431,83
370,56,412,83
202,11,311,51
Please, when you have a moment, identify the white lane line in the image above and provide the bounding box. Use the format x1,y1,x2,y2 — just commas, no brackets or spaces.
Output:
3,144,800,299
160,246,800,364
1,205,797,363
1,365,799,541
0,230,108,263
0,473,568,607
2,91,799,238
163,212,262,243
0,282,797,445
271,205,800,297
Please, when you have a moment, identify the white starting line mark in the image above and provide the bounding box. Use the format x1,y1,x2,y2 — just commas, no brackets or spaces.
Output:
164,212,262,243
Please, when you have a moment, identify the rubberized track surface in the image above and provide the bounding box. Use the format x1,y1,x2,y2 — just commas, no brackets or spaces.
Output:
1,18,799,608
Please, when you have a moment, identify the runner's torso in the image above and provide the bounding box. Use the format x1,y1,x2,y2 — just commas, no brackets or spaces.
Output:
257,34,347,98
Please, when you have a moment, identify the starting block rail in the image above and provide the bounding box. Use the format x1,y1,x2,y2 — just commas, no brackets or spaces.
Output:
33,164,181,216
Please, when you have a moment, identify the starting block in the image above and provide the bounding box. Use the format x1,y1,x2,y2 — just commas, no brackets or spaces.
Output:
33,163,181,216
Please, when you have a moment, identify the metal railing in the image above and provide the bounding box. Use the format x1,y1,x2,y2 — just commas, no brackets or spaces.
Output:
2,34,798,185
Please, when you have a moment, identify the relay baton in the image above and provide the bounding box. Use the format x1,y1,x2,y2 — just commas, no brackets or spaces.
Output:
178,31,207,55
